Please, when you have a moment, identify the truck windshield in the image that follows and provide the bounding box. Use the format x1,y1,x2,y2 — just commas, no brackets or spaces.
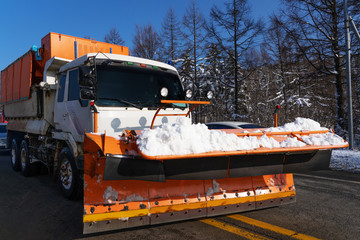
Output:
95,65,185,108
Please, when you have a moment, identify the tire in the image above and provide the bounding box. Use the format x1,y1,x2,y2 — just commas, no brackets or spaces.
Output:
10,139,20,171
57,148,82,200
20,140,38,177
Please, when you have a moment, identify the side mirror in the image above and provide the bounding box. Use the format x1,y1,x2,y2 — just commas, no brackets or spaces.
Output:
80,89,96,100
79,66,96,87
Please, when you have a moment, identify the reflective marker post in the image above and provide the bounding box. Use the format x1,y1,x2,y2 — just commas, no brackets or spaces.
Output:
344,0,354,149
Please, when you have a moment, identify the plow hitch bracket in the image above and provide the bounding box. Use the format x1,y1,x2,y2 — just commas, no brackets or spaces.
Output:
150,100,210,129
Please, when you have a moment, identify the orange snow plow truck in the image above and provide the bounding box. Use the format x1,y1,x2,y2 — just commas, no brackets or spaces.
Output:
2,33,348,234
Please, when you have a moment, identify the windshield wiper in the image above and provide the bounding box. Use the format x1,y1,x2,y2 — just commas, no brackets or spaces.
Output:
97,97,143,110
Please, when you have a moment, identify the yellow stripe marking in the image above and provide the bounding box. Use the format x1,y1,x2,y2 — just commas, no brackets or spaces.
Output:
83,209,149,223
207,196,256,208
255,191,296,202
150,202,207,214
228,215,320,240
200,219,271,240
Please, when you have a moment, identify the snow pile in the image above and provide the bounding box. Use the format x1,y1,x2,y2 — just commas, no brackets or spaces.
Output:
302,133,345,146
280,137,306,148
266,117,328,132
330,150,360,173
258,134,280,149
103,186,118,203
136,117,345,156
137,117,259,156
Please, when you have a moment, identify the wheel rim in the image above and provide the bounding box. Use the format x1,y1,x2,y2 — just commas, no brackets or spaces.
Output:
60,158,72,190
11,145,16,166
20,147,26,171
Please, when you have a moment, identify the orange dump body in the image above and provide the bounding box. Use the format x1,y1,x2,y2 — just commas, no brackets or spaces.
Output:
1,32,129,104
1,50,41,104
83,128,347,234
41,32,129,61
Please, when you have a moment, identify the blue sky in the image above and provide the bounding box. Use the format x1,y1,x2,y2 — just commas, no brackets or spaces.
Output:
0,0,281,70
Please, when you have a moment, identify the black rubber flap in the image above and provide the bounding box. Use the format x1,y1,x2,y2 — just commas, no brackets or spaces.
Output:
283,149,331,173
163,156,229,180
103,157,165,182
229,154,284,177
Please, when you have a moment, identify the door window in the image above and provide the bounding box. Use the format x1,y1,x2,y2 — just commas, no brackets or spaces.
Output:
57,73,66,102
68,69,88,107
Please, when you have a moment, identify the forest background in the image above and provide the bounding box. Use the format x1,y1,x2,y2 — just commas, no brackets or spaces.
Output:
102,0,360,148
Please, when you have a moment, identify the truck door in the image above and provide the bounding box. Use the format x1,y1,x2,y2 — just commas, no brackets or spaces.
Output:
54,69,91,142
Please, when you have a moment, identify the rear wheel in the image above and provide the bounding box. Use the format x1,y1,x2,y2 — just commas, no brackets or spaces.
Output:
20,140,38,177
58,148,82,200
10,139,20,171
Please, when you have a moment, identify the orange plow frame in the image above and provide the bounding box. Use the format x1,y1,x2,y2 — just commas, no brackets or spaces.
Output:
84,147,295,234
83,99,348,234
83,174,295,234
83,127,347,234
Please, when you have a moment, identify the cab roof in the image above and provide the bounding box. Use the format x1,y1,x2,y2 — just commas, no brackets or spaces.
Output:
59,53,177,73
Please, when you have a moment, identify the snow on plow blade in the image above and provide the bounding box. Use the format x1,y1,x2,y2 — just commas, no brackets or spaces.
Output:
83,129,348,234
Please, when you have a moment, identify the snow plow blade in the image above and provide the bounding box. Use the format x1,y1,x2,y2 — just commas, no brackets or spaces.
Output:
83,129,348,234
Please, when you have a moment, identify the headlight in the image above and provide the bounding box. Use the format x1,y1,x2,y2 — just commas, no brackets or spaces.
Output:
160,87,168,97
186,89,193,99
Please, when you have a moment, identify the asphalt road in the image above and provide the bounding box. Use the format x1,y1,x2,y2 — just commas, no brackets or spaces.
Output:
1,152,360,240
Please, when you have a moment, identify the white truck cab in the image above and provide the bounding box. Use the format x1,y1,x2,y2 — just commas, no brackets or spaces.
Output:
54,53,189,141
3,33,190,201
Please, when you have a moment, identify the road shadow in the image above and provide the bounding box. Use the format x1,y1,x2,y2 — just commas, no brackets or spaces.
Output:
0,155,84,239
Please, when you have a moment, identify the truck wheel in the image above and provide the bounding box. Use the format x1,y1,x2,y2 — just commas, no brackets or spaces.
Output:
20,140,38,177
10,139,20,171
58,148,82,200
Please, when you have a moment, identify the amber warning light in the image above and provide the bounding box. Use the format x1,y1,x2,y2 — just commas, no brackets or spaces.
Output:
274,105,281,127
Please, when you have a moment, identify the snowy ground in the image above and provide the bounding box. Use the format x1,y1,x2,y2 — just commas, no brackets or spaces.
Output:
330,149,360,173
